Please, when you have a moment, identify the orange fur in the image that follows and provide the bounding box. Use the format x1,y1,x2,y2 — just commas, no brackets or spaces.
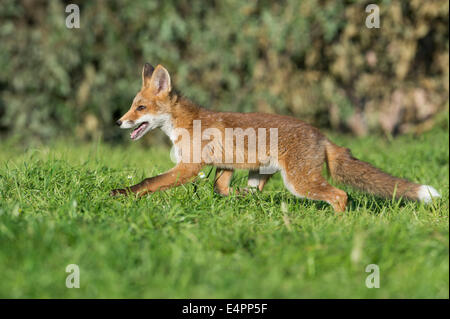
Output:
111,64,433,212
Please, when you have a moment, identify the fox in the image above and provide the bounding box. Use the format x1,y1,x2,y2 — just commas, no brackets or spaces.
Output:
111,63,441,212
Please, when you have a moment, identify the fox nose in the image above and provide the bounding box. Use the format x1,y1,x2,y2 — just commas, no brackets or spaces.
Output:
116,120,122,127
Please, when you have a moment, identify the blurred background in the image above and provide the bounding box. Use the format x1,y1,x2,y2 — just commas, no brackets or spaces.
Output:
0,0,448,145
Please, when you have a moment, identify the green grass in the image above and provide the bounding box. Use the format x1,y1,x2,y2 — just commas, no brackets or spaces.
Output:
0,125,448,298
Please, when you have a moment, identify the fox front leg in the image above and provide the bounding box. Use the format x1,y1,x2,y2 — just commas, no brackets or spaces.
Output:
110,163,203,197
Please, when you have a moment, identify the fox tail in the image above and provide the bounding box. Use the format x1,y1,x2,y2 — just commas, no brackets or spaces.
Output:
325,141,440,203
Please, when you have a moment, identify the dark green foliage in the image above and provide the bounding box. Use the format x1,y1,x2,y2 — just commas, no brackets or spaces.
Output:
0,0,448,143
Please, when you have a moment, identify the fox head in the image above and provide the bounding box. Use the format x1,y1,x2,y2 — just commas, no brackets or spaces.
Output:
116,63,174,140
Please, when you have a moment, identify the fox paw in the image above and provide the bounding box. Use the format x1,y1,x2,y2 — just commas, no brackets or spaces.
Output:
110,188,129,196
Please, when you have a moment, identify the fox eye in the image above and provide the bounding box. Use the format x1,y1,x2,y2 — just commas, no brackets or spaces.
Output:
136,105,146,111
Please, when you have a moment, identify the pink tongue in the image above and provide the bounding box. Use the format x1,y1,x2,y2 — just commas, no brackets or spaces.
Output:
131,123,148,139
130,128,140,139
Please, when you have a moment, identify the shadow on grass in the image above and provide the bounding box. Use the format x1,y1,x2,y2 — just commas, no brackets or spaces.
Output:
211,185,421,215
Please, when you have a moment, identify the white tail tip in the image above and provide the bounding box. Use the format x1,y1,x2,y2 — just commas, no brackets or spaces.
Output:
417,185,441,203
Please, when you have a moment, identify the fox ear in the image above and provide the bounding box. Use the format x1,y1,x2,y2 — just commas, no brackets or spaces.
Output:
149,65,171,96
142,63,155,88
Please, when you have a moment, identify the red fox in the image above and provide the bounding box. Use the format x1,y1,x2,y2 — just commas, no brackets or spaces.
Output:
111,63,441,212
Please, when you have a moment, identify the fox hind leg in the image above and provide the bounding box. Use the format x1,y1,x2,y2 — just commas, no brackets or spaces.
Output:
246,171,273,192
214,169,273,196
280,167,347,212
231,171,273,196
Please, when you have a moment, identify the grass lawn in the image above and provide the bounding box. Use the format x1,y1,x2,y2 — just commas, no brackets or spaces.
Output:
0,124,448,298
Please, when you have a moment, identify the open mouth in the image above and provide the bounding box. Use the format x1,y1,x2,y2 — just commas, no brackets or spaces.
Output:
130,122,149,140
